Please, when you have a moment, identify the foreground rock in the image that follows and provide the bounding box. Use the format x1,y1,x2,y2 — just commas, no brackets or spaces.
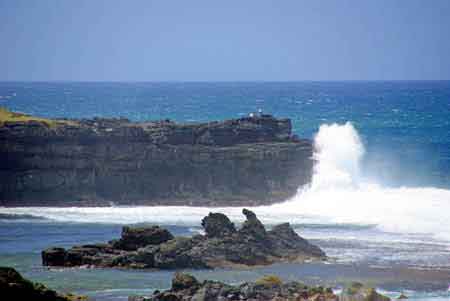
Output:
129,273,393,301
42,209,325,269
340,282,391,301
0,112,313,206
0,266,86,301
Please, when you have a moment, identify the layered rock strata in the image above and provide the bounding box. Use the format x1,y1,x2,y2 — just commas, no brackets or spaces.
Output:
0,114,313,206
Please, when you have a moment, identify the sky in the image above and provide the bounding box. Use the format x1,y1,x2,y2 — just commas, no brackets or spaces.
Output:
1,0,450,81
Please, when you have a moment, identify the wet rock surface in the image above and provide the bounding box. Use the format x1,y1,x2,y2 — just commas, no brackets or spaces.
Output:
111,226,174,251
0,114,313,206
128,273,393,301
339,282,391,301
42,209,325,269
0,266,85,301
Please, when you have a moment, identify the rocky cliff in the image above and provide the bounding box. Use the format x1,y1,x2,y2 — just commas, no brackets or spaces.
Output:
0,113,313,206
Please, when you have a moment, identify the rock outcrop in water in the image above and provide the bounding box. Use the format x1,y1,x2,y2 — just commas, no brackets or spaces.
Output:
42,209,325,269
129,273,393,301
0,266,85,301
0,112,313,206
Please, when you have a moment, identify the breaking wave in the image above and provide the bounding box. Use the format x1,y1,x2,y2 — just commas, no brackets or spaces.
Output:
1,122,450,242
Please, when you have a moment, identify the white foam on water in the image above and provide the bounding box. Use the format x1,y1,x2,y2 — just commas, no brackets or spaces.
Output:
269,122,450,242
1,122,450,243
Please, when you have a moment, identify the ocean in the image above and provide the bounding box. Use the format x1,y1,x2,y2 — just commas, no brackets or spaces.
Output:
0,81,449,300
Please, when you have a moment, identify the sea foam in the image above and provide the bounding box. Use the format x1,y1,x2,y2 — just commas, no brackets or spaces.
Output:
1,122,450,242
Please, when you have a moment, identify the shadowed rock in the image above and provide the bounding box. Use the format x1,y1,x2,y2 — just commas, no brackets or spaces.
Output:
0,266,85,301
239,208,267,240
129,273,339,301
340,282,391,301
0,113,313,207
201,212,236,238
130,274,393,301
112,226,174,251
42,209,326,269
0,115,313,206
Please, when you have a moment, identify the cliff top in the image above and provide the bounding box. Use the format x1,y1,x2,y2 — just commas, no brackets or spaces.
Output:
0,108,300,146
0,107,78,127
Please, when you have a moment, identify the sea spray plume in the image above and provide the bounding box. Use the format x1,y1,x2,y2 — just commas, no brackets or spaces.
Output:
311,122,365,190
280,122,450,241
2,123,450,241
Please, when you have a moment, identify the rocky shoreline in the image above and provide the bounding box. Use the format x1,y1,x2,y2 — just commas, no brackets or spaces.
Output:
0,266,85,301
1,266,399,301
130,272,395,301
42,209,325,269
0,110,313,207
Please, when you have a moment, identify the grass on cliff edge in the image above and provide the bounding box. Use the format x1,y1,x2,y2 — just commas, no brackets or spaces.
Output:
0,107,74,127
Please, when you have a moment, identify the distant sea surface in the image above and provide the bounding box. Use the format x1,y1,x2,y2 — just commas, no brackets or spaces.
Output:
1,82,449,300
1,81,449,187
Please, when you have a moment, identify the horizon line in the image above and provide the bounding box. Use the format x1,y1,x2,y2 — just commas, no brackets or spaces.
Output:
1,79,450,84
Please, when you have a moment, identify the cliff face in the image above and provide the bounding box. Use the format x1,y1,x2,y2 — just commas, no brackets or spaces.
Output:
0,115,313,206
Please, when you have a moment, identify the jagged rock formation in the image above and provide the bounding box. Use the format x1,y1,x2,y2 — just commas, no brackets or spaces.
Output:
129,274,393,301
0,266,85,301
129,272,337,301
42,209,325,269
0,114,313,206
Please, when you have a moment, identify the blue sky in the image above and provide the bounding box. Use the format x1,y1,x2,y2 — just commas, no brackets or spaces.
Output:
1,0,449,81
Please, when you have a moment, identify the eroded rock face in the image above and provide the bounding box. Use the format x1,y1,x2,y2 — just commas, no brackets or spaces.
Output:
0,115,313,206
0,266,84,301
201,213,236,238
239,208,268,240
340,282,391,301
112,226,174,251
129,273,339,301
42,209,326,269
130,274,393,301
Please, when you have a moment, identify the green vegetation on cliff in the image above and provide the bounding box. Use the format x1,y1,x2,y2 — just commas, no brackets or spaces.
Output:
0,107,57,127
0,107,76,127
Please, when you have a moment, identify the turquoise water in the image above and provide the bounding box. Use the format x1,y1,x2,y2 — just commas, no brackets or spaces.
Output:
1,82,450,300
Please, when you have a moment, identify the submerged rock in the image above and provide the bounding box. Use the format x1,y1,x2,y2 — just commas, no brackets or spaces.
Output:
0,266,85,301
42,209,325,269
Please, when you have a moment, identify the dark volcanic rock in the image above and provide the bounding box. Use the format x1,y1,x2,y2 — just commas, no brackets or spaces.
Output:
201,212,236,238
171,272,200,291
0,114,313,206
0,266,85,301
239,208,268,240
42,247,67,266
42,210,326,269
268,223,326,258
340,282,391,301
129,273,340,301
112,226,174,251
130,274,393,301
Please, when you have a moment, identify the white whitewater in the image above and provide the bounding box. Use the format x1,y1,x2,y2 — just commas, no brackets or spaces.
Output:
2,122,450,242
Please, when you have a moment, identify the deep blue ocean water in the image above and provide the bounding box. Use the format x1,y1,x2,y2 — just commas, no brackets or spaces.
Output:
1,82,450,300
1,81,450,188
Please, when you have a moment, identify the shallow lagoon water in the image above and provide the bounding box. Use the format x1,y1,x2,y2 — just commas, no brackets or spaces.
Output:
0,218,449,300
